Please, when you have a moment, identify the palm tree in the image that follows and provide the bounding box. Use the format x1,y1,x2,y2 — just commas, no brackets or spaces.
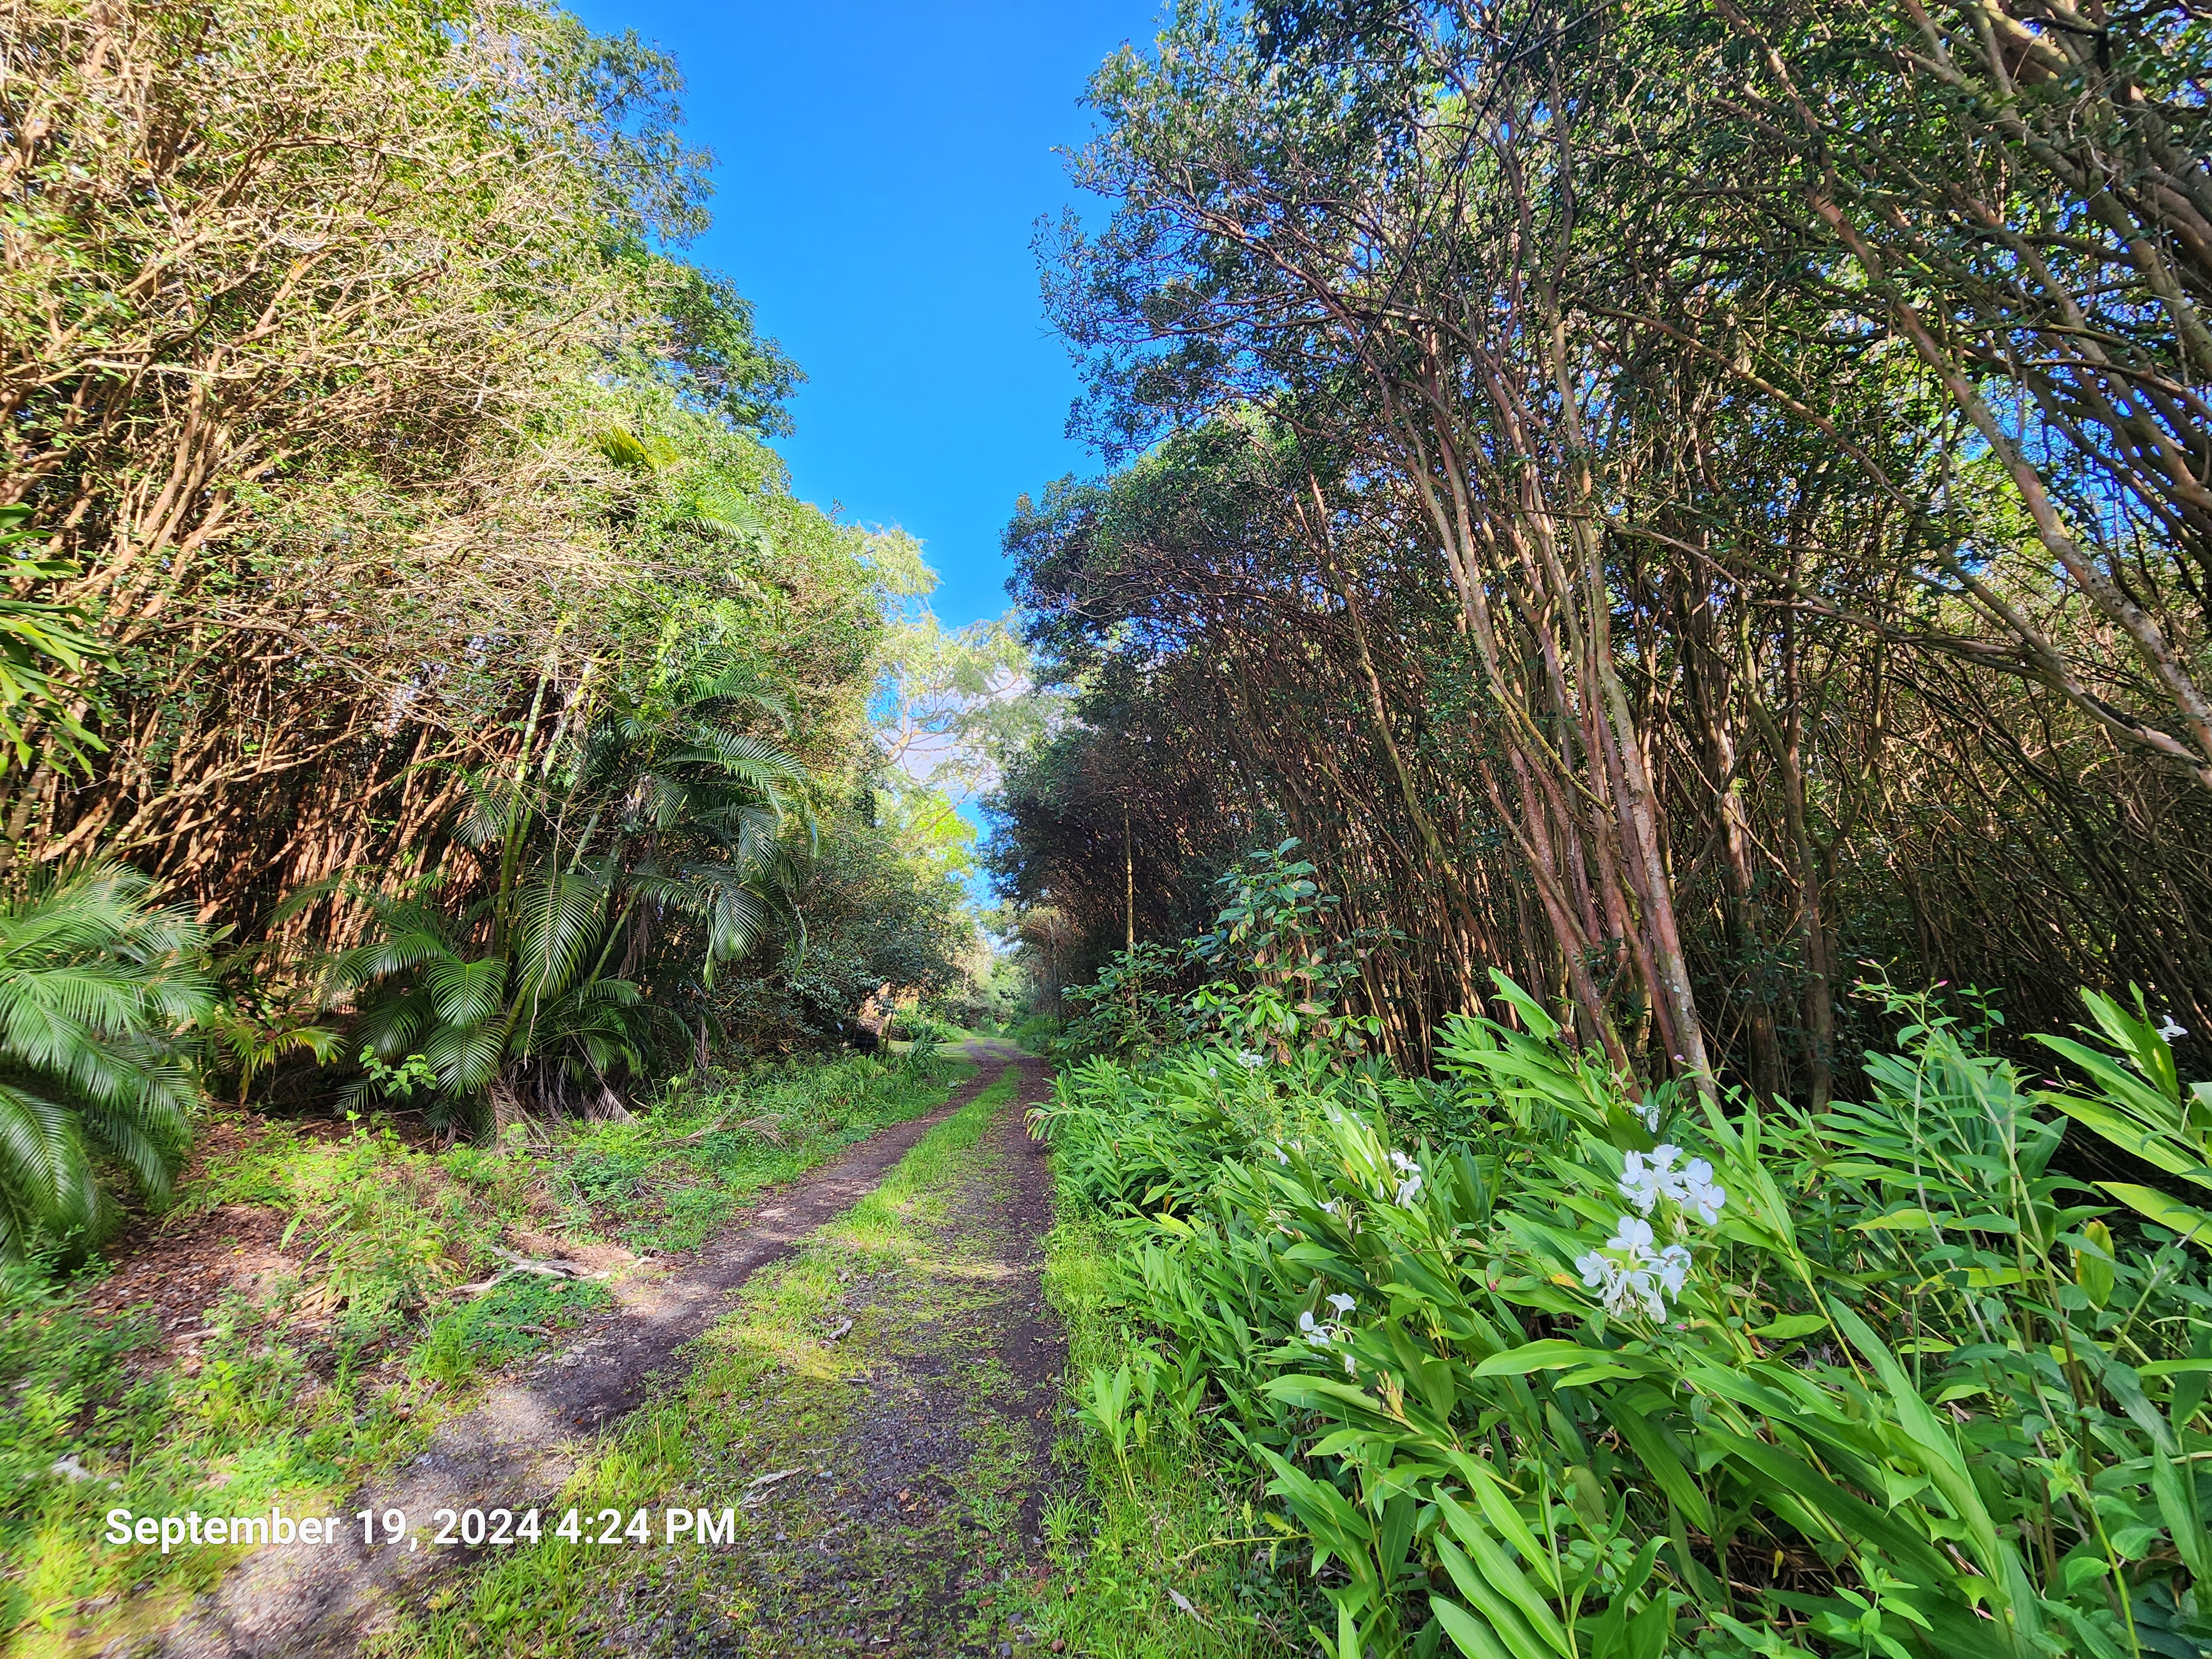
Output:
0,863,213,1258
325,649,806,1132
324,865,654,1128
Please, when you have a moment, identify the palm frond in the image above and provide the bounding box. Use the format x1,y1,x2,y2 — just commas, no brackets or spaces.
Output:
674,474,774,551
668,728,804,798
353,987,432,1058
514,870,613,1001
422,1019,509,1098
323,924,458,998
422,954,508,1030
0,864,209,1255
0,1079,95,1256
75,1086,190,1204
453,770,529,850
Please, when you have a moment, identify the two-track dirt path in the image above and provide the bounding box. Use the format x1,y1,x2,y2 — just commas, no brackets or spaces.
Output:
144,1046,1061,1659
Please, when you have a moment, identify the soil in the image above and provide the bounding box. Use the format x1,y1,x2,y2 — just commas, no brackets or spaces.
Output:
137,1047,1056,1659
80,1119,327,1362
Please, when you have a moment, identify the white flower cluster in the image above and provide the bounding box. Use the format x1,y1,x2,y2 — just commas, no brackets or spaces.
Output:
2159,1016,2188,1042
1298,1293,1360,1374
1237,1050,1267,1070
1576,1219,1692,1319
1387,1149,1424,1208
1617,1144,1726,1224
1573,1142,1728,1322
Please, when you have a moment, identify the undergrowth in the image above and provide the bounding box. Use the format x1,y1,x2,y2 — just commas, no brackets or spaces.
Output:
1032,980,2212,1659
0,1051,971,1653
1037,1209,1320,1657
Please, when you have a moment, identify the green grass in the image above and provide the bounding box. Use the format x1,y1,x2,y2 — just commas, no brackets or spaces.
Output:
411,1275,612,1386
546,1054,978,1253
380,1063,1048,1657
1030,1212,1314,1658
0,1052,972,1657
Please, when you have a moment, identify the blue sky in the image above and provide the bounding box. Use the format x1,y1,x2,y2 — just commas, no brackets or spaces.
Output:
568,0,1159,629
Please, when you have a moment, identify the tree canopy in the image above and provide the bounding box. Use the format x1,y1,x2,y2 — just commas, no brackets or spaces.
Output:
990,0,2212,1099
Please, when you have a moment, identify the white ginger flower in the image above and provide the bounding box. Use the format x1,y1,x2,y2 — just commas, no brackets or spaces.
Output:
1319,1198,1339,1215
1386,1149,1425,1207
1270,1143,1290,1165
1343,1353,1357,1375
1623,1265,1667,1319
1237,1050,1266,1070
1678,1159,1726,1225
1606,1215,1657,1259
1300,1303,1357,1351
2159,1016,2188,1041
1577,1248,1658,1319
1619,1144,1726,1225
1617,1145,1680,1214
1579,1219,1691,1320
1642,1100,1662,1132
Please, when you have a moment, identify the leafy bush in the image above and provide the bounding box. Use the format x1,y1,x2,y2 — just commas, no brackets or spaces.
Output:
0,863,213,1258
889,1008,962,1048
1012,1011,1063,1054
709,814,972,1055
1032,978,2212,1659
1051,841,1391,1070
1059,939,1187,1058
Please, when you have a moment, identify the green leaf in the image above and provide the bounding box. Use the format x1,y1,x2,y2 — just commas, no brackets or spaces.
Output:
1434,1495,1572,1656
1433,1597,1517,1659
1475,1340,1641,1377
1433,1537,1567,1659
1750,1313,1832,1340
1853,1209,1937,1231
1613,1401,1713,1533
1437,1450,1556,1589
2098,1182,2212,1250
1557,1363,1639,1385
2151,1448,2209,1580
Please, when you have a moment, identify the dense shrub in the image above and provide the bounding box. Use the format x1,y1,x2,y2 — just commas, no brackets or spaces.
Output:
1033,979,2212,1659
711,816,972,1054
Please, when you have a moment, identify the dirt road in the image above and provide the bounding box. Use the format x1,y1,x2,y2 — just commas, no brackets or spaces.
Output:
144,1048,1061,1659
